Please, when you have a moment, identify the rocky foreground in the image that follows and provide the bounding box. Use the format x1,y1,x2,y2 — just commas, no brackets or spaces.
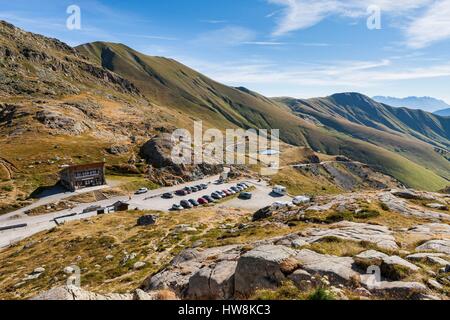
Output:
29,188,450,301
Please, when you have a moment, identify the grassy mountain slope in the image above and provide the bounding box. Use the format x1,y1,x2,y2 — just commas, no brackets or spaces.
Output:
76,42,450,190
275,94,450,187
0,21,448,201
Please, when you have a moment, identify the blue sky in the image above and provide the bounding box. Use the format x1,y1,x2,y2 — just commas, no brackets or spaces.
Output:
2,0,450,110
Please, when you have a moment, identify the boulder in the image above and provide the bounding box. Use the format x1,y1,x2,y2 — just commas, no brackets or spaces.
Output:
380,256,420,281
234,245,297,296
370,281,427,299
304,221,399,251
106,145,129,155
252,206,273,221
133,262,146,270
406,253,449,266
137,215,157,226
391,189,433,200
427,279,443,291
416,239,450,255
354,250,389,268
143,245,241,298
294,249,361,286
187,261,237,300
287,269,313,290
426,203,449,211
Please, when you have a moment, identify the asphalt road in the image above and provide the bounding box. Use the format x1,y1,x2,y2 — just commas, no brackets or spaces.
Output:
0,173,293,248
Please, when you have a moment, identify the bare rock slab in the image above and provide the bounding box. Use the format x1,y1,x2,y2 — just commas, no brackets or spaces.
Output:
234,245,297,297
416,239,450,255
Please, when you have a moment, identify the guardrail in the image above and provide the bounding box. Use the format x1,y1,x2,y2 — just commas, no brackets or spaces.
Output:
0,223,28,232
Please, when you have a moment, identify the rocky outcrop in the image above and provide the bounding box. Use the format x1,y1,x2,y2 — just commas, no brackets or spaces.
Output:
416,239,450,255
31,286,176,300
35,109,89,135
140,134,223,186
302,221,399,251
137,215,157,226
187,260,237,300
406,253,449,266
234,245,298,296
143,245,242,298
380,193,450,221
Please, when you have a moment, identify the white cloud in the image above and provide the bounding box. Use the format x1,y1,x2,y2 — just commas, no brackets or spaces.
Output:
268,0,444,48
193,26,256,46
180,56,450,90
406,0,450,48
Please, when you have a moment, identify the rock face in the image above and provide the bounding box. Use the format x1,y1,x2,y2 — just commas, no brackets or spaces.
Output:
187,261,237,300
32,285,133,301
303,221,399,251
35,109,88,135
380,193,450,221
416,240,450,255
252,206,273,221
380,256,420,281
294,249,360,286
143,245,242,298
406,253,449,267
369,281,427,299
140,134,223,186
234,245,297,297
32,286,176,301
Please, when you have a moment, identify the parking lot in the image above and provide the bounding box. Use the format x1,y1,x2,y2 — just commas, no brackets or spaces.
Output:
0,174,294,248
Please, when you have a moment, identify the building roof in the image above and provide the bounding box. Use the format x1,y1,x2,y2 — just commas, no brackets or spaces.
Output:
60,162,105,171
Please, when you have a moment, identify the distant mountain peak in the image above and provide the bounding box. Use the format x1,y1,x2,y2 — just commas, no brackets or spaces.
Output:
373,95,450,112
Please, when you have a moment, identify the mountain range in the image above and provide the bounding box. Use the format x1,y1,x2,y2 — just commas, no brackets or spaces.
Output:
373,96,450,115
0,20,449,196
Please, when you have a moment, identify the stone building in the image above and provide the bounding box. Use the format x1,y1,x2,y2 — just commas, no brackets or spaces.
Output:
60,162,106,192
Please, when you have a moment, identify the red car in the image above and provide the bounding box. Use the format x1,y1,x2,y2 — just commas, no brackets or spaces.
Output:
197,198,208,205
176,190,188,196
222,190,232,196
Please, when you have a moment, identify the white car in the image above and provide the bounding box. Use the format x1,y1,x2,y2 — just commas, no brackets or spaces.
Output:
293,196,311,205
135,188,149,195
272,185,287,196
271,201,295,210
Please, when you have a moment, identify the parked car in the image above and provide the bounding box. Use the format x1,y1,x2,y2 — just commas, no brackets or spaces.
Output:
135,187,149,195
293,196,311,205
172,204,183,211
162,192,174,199
188,199,200,207
200,184,208,190
203,195,215,203
198,198,208,205
211,192,222,200
223,190,232,196
183,187,192,194
273,185,287,196
231,186,240,193
218,191,227,197
176,189,188,196
227,189,236,195
191,186,199,193
180,200,193,209
236,186,244,192
239,192,253,200
238,183,249,189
